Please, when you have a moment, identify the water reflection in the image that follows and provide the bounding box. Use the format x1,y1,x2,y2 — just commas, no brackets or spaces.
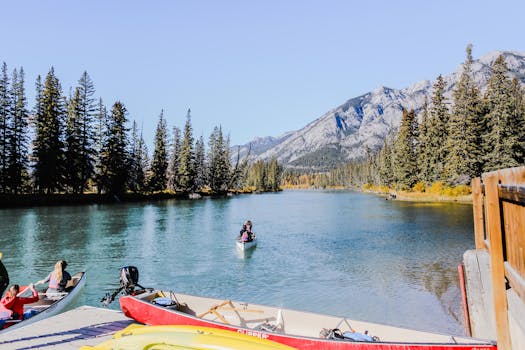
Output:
0,191,474,335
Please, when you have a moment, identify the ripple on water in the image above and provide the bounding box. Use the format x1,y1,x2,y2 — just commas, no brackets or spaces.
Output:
0,191,474,335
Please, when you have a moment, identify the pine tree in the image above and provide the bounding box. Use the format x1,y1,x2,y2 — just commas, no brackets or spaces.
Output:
64,88,84,193
33,68,66,194
265,158,282,191
7,67,29,194
177,109,195,192
99,101,129,195
194,135,206,191
0,62,10,193
207,126,231,193
416,97,433,184
427,75,449,182
393,108,418,189
445,45,482,184
31,75,44,191
483,55,521,171
378,137,392,186
378,124,395,187
76,71,97,192
509,77,525,165
148,110,168,191
245,160,266,191
167,126,181,191
94,98,108,194
128,121,146,192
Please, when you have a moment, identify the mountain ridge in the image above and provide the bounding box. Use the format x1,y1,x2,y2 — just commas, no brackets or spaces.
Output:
233,50,525,169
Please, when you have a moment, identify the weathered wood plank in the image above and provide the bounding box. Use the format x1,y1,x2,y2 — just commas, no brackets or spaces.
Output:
484,172,512,350
463,249,497,340
0,306,133,349
507,288,525,350
472,177,487,250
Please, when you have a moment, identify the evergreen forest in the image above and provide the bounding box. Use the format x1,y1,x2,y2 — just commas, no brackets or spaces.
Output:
0,64,282,198
283,47,525,193
2,46,524,201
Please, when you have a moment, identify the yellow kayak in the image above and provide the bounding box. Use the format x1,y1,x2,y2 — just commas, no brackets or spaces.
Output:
80,324,296,350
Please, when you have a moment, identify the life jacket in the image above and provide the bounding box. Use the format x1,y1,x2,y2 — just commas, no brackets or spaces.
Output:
241,232,250,242
48,274,60,290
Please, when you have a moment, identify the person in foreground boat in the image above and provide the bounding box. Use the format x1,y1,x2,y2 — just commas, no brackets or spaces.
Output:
0,283,39,320
239,220,255,242
37,260,71,293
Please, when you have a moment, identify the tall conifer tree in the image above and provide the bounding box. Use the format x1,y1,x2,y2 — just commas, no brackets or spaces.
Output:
177,109,195,192
445,45,482,184
378,123,395,186
94,98,108,194
128,120,146,193
0,63,10,193
393,109,418,189
33,68,66,194
510,77,525,164
427,75,449,182
265,158,282,191
167,126,181,191
76,71,97,192
378,137,393,186
8,68,29,194
64,88,84,193
148,110,168,191
207,126,231,193
194,135,206,191
99,101,128,195
483,55,521,171
416,98,433,184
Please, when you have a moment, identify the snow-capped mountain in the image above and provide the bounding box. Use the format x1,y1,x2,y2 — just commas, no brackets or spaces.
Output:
233,50,525,169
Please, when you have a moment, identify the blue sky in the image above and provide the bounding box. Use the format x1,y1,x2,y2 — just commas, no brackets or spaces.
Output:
1,1,524,147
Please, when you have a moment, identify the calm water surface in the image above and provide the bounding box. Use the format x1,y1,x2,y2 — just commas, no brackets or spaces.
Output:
0,190,474,335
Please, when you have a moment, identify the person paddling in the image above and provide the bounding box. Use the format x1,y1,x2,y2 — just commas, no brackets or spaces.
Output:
37,260,71,293
239,220,255,242
0,284,39,320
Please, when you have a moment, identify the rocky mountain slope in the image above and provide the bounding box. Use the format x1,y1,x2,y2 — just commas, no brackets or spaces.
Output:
233,51,525,169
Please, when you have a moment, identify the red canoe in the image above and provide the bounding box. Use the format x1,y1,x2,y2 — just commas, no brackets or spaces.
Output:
120,290,497,350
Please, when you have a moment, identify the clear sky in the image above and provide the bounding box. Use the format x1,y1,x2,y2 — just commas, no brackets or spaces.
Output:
1,1,524,147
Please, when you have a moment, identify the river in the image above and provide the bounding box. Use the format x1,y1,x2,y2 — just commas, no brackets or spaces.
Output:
0,190,474,335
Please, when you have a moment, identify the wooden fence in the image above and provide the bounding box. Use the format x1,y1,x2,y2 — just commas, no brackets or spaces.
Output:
472,166,525,350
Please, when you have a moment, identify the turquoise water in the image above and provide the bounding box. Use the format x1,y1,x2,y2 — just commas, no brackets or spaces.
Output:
0,190,474,335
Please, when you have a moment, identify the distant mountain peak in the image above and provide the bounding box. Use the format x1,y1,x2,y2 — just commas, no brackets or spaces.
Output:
233,50,525,169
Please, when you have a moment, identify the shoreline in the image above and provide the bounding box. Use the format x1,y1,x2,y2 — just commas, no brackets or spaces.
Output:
282,185,473,204
0,187,472,209
362,189,473,204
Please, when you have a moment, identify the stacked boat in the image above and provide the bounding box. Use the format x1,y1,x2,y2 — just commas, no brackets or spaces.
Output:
81,324,295,350
118,289,497,350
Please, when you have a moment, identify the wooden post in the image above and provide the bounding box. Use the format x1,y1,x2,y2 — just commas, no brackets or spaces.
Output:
484,172,512,350
472,177,486,250
458,263,472,336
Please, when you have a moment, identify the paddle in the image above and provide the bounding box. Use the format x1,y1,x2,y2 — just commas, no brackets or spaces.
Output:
17,281,43,297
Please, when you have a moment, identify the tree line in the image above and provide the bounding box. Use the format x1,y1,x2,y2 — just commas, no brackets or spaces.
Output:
0,64,282,196
284,46,525,191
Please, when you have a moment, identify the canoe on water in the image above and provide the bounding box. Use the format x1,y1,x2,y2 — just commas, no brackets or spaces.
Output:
120,289,497,350
236,236,257,251
1,271,86,333
80,324,295,350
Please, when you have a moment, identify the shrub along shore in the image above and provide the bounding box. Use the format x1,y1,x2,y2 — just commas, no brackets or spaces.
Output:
0,189,260,209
